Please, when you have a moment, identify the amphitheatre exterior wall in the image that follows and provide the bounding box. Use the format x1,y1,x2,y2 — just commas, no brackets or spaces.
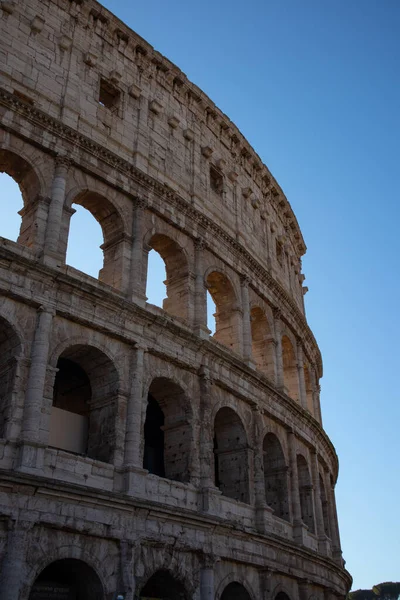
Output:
0,0,351,599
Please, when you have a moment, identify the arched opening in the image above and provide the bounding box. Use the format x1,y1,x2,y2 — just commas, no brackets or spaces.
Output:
304,364,314,414
0,316,21,438
66,191,125,290
140,570,187,600
49,345,119,463
250,306,275,380
206,271,240,352
220,582,252,600
297,454,315,533
207,289,217,334
146,248,167,308
143,377,191,483
0,150,41,248
275,593,291,600
214,407,249,503
66,204,103,279
263,433,290,521
146,234,189,321
29,558,104,600
282,336,299,402
319,473,330,537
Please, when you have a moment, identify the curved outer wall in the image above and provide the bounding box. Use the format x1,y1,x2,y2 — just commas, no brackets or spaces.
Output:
0,1,351,599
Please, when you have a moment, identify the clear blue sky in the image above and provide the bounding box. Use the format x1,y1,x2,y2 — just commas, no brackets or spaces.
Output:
3,0,400,590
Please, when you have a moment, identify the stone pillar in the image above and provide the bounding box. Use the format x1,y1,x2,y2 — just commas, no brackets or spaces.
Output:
0,519,32,599
310,450,329,554
253,409,273,533
199,366,220,512
287,429,305,544
200,560,215,600
273,309,284,389
193,238,209,337
43,156,71,264
20,306,54,452
296,342,308,410
119,540,135,600
241,275,254,366
124,345,146,492
129,198,147,305
298,580,310,600
325,472,343,564
311,368,322,425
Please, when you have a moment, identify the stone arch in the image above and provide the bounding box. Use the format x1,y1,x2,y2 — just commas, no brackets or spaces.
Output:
64,187,127,289
28,558,105,600
146,231,190,321
213,406,250,504
282,335,300,402
139,569,189,600
0,148,45,249
0,314,22,438
23,543,112,600
143,376,193,483
216,574,257,600
263,432,290,521
275,591,293,600
250,305,275,380
270,582,294,600
49,343,120,463
205,268,241,352
297,453,315,533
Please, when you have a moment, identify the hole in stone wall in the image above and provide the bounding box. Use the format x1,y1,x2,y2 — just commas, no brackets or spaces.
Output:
207,290,216,334
99,78,120,111
146,248,167,309
29,558,104,600
66,204,103,279
210,165,224,196
0,172,24,243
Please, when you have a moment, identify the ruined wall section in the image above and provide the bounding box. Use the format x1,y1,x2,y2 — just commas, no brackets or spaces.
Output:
0,0,307,312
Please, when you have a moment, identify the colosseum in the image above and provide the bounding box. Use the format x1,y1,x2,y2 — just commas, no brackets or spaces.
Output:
0,0,351,599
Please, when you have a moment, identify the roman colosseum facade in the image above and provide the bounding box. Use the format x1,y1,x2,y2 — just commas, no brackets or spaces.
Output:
0,0,351,598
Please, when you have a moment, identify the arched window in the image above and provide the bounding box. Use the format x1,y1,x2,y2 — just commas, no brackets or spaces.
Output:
29,559,104,600
282,336,299,402
214,407,249,503
220,582,252,600
297,454,315,533
263,433,290,521
207,289,217,334
319,473,330,537
303,364,314,414
143,378,191,483
140,570,187,600
0,316,21,438
49,345,119,463
250,307,275,380
0,150,42,248
146,234,189,321
66,204,103,279
206,271,240,352
66,191,125,290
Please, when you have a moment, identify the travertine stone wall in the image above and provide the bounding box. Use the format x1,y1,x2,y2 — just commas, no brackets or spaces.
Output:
0,0,351,599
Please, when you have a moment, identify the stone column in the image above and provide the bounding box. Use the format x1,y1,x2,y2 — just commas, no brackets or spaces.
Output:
241,275,254,366
200,559,215,600
298,580,310,600
311,367,322,425
193,238,209,337
310,450,328,554
0,519,32,599
43,156,71,264
119,540,135,600
287,429,305,544
296,342,308,410
20,306,54,459
199,366,220,512
325,472,343,564
124,345,146,493
273,308,284,389
129,198,147,306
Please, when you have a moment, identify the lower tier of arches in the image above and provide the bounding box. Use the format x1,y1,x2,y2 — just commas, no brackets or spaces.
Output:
0,476,351,600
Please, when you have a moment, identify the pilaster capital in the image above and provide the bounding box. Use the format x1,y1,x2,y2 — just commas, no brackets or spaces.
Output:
272,307,282,321
134,196,148,210
54,154,72,169
194,237,206,251
37,305,56,317
240,274,251,287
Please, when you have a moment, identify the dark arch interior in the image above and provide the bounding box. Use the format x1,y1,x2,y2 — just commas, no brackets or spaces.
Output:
275,593,291,600
140,569,187,600
220,582,252,600
143,393,165,477
29,558,104,600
